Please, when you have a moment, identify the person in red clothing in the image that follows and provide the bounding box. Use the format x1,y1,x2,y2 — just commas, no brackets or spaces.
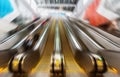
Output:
84,0,108,26
84,0,119,33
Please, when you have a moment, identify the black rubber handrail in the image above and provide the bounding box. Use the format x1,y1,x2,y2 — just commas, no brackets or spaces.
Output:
0,17,41,44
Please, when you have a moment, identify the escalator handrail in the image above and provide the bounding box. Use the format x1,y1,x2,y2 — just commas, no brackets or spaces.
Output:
68,17,120,46
0,17,41,44
73,20,120,48
12,18,50,49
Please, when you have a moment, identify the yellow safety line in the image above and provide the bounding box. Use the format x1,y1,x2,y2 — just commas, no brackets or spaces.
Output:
0,67,8,73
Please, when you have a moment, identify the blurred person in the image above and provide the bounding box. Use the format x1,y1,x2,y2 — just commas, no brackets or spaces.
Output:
83,0,120,35
84,0,108,26
97,0,120,36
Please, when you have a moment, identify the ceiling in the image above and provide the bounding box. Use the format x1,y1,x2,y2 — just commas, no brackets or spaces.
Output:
34,0,79,11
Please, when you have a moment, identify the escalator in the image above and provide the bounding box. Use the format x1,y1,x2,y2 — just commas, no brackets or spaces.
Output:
65,18,120,77
0,18,44,50
68,17,120,46
0,17,120,77
59,20,87,77
0,18,51,74
31,19,56,74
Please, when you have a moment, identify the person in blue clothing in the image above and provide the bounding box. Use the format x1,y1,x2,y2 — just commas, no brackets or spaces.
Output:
0,0,13,18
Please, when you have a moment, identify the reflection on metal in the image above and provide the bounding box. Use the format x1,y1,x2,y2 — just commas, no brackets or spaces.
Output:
1,17,120,77
54,23,61,52
33,20,51,50
50,21,65,75
12,19,45,49
70,22,104,52
20,20,50,72
76,26,103,49
74,20,120,49
64,21,82,51
8,18,50,73
64,19,107,74
91,53,107,73
9,53,24,72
